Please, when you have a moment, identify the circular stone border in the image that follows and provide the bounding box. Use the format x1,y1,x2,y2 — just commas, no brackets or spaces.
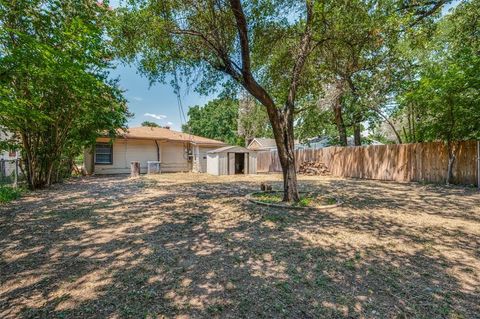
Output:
246,191,343,210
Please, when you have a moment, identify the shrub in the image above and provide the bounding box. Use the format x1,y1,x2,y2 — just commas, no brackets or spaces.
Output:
0,186,22,204
297,197,312,207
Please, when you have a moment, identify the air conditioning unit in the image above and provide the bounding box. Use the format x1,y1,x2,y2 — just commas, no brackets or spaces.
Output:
147,161,161,174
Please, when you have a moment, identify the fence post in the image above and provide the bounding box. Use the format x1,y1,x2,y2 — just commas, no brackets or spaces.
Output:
131,161,140,178
477,140,480,190
14,158,19,188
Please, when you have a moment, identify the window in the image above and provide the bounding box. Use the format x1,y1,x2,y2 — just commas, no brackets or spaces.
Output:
95,143,113,164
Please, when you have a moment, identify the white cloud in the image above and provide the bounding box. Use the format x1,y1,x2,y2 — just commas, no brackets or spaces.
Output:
167,121,173,126
144,113,167,120
132,96,143,101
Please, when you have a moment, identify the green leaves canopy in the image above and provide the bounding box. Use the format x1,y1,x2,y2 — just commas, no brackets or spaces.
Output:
399,0,480,143
182,98,241,145
0,0,130,188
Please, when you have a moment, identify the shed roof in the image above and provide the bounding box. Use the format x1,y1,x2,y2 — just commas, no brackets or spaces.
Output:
116,127,226,146
207,145,254,153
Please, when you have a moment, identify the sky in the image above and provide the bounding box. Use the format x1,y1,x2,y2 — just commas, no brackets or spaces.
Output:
108,0,215,131
110,64,213,131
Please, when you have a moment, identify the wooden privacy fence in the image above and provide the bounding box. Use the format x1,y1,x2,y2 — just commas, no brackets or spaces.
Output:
256,140,479,186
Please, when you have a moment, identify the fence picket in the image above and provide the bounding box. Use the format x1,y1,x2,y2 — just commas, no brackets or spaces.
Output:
256,141,479,186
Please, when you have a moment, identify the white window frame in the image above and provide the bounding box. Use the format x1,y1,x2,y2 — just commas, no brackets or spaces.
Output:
94,143,113,165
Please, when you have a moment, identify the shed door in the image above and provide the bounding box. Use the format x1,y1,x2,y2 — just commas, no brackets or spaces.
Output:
244,153,249,174
228,153,235,175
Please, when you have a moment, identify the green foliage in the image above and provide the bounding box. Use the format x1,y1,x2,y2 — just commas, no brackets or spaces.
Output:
182,97,241,145
295,104,337,143
141,121,161,128
397,0,480,143
252,192,284,204
0,0,130,189
111,0,354,116
112,0,454,201
252,192,335,207
0,186,23,204
301,0,447,144
237,94,272,143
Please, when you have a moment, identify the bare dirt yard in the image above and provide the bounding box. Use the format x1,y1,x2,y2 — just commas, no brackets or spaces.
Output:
1,173,479,318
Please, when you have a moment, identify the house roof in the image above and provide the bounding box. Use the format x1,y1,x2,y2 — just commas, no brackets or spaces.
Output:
248,138,277,149
117,127,226,146
299,136,384,148
207,145,254,153
247,138,300,150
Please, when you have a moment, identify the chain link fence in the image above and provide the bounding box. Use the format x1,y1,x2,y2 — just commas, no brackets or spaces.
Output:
0,158,20,187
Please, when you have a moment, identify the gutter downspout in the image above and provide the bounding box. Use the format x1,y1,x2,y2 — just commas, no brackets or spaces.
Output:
190,142,197,172
154,140,160,162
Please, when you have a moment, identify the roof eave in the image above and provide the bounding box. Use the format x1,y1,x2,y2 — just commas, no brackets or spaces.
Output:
191,142,227,146
100,135,224,145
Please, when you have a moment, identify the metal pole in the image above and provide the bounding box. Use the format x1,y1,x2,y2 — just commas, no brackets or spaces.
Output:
0,159,3,184
14,158,18,188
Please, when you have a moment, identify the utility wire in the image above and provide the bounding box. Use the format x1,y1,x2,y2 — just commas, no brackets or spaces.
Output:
173,71,194,161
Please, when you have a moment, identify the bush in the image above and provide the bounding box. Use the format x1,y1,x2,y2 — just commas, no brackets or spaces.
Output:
0,186,22,204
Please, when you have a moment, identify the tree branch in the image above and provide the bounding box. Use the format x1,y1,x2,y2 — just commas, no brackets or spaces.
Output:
227,0,278,115
286,0,313,113
229,0,252,77
408,0,450,26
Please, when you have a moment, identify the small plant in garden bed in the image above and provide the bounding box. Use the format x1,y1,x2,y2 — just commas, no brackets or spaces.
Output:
250,191,338,208
0,186,23,204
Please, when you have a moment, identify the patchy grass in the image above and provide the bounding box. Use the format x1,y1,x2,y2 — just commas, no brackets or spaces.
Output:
0,173,479,318
0,185,22,204
251,191,337,208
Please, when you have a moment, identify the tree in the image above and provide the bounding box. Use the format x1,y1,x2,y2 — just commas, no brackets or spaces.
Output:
397,0,480,183
237,92,271,146
141,121,161,127
309,0,445,146
0,0,129,189
114,0,323,201
182,97,241,145
295,104,337,143
314,81,349,145
181,94,270,146
113,0,451,201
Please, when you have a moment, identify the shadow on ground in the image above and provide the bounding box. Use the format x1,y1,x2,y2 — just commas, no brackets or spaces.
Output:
0,174,479,318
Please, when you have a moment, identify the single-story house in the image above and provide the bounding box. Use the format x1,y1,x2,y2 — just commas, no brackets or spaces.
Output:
84,127,226,175
298,135,384,149
247,138,300,151
206,146,257,175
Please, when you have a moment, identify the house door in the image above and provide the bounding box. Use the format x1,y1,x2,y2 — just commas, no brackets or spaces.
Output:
234,153,245,174
228,153,235,175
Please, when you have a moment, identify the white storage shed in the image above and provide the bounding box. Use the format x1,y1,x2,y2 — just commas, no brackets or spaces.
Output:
207,146,257,175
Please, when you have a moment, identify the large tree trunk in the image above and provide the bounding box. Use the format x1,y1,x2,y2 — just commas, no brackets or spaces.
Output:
353,123,361,146
333,100,348,146
228,0,307,202
281,158,299,202
446,156,455,185
21,133,37,190
238,85,301,202
273,118,299,202
446,141,457,185
240,84,300,201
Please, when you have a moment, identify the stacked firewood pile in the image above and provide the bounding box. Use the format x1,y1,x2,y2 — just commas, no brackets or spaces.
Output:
298,161,330,176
